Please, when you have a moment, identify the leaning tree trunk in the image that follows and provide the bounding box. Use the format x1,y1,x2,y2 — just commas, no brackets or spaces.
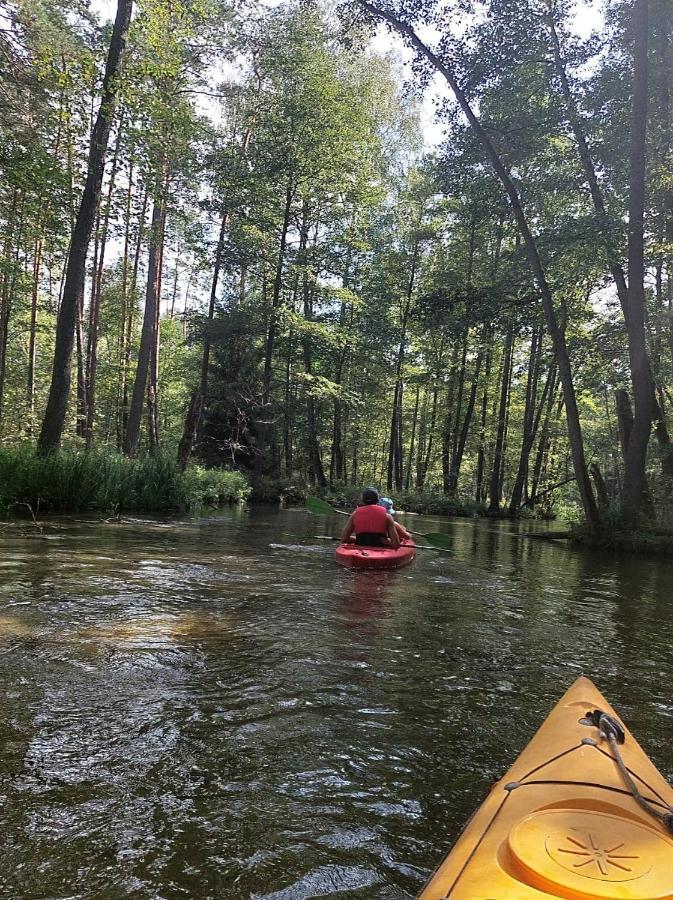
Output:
38,0,133,454
548,0,673,483
548,0,671,506
359,0,599,530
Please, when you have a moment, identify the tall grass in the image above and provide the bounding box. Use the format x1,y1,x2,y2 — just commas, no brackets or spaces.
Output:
0,446,250,514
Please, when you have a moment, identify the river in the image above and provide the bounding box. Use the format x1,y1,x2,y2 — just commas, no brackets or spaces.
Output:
0,507,672,898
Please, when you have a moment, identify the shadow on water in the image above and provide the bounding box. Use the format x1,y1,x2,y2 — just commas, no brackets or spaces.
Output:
0,508,672,897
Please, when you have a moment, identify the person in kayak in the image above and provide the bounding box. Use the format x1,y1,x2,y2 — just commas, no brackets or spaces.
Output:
340,487,400,548
378,497,412,542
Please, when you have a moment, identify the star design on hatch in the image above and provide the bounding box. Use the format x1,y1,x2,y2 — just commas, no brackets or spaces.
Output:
557,832,639,876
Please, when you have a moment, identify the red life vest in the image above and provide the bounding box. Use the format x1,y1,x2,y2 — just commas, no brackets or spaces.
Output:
353,503,388,536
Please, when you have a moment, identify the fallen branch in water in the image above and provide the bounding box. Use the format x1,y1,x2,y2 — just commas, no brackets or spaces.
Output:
487,528,571,540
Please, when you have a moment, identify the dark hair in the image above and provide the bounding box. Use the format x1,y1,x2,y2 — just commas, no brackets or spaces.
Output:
362,487,379,505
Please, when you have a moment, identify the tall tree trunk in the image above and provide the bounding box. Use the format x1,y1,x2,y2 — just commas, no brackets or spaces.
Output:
176,210,228,469
255,179,294,476
360,0,599,530
85,115,123,448
123,184,166,456
330,354,346,488
0,192,24,434
300,207,326,487
475,338,492,504
27,233,43,434
450,343,484,496
499,334,515,496
283,328,294,478
622,0,653,517
509,327,543,515
331,275,353,488
405,383,421,491
418,383,438,489
531,374,560,503
387,240,418,492
447,330,469,494
590,462,610,508
178,112,257,471
38,0,133,453
117,161,135,448
120,182,148,449
446,218,476,494
475,221,503,503
442,346,459,493
415,386,429,489
146,222,164,451
489,327,514,512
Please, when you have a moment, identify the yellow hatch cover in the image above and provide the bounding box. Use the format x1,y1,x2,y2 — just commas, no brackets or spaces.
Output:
507,808,673,899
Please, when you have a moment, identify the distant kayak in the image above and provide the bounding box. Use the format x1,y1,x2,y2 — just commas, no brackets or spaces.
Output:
419,675,673,899
335,540,415,570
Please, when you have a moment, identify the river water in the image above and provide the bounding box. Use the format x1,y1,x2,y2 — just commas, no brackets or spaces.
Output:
0,507,672,898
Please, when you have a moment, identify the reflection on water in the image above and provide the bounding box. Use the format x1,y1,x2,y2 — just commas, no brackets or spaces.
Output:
0,508,672,898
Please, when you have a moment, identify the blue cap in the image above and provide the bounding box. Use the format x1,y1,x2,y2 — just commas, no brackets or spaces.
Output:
379,497,395,515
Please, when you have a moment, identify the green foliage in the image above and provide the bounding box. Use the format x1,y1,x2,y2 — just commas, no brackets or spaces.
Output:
572,505,673,557
2,0,672,529
181,465,251,509
321,484,487,518
0,447,249,514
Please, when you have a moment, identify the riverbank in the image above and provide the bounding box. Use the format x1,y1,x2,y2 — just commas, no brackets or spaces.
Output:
288,485,673,558
571,517,673,558
276,482,493,519
0,447,250,515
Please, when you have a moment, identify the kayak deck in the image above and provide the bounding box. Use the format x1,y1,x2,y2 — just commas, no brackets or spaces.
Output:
335,540,415,570
420,676,673,898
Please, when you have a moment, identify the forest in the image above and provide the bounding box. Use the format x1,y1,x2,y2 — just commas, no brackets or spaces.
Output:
1,0,672,542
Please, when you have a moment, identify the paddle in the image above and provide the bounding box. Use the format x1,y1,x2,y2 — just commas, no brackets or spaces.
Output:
315,534,455,554
305,496,453,550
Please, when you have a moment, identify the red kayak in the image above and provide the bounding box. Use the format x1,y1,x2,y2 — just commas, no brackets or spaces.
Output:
335,540,416,570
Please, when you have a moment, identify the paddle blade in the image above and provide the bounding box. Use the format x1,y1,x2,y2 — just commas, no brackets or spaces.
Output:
305,496,337,516
423,531,452,549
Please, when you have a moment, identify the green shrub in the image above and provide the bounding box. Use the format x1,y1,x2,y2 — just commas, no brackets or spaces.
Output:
571,504,673,556
182,466,251,509
0,446,250,515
